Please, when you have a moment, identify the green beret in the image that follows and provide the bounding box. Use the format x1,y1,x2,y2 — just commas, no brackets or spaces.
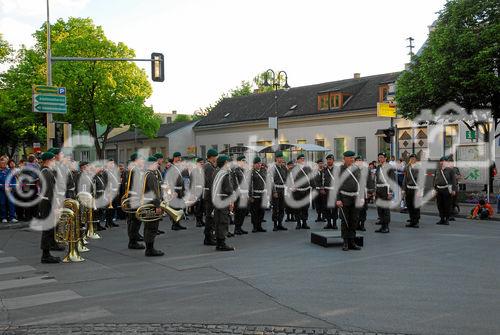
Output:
207,149,218,158
49,147,61,155
217,155,229,164
439,156,447,162
326,154,334,159
173,152,181,158
253,156,261,164
316,159,323,164
343,150,356,157
79,161,88,168
130,152,138,161
40,152,55,161
378,152,387,158
275,150,283,158
297,153,305,159
447,155,454,162
146,156,157,162
153,152,164,159
196,157,204,163
287,161,294,166
355,156,363,161
237,155,246,162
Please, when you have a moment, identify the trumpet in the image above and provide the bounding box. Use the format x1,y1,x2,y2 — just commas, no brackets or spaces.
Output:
55,199,85,263
135,201,184,223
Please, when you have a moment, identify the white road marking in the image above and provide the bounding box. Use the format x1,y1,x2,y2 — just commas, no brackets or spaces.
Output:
0,276,56,291
2,290,81,310
18,307,112,325
0,265,35,275
0,256,18,264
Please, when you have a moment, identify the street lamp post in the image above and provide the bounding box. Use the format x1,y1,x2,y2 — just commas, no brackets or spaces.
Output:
263,69,290,149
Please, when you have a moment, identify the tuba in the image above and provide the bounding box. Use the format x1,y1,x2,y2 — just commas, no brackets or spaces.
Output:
55,199,85,262
135,201,184,223
77,191,100,240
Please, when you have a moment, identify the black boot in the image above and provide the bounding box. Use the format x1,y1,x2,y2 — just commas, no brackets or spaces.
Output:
216,239,235,251
41,250,61,264
436,217,445,225
323,220,333,229
145,243,164,257
442,217,450,225
295,220,301,229
342,239,349,251
172,223,187,230
348,239,362,250
375,223,389,233
301,220,310,229
257,223,267,232
203,236,217,246
277,221,287,231
357,222,366,231
273,221,279,231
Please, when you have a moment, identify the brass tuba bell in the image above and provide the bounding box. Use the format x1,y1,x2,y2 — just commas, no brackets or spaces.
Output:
55,199,85,263
135,201,184,223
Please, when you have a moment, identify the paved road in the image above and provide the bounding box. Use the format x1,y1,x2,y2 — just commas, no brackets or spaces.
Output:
0,209,498,335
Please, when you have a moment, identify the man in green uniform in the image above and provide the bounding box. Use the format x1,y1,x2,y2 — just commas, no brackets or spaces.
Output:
212,155,235,251
336,151,362,251
249,156,267,233
232,155,249,235
38,152,61,263
203,149,218,245
433,156,457,225
292,154,312,229
191,157,205,227
123,153,145,249
271,151,288,231
375,152,395,234
142,157,164,256
322,154,338,230
402,154,421,228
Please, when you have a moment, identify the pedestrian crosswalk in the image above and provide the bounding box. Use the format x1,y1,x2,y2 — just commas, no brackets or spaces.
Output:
0,249,112,325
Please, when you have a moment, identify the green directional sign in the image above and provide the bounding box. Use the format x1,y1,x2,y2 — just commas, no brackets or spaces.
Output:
466,130,476,140
32,85,67,114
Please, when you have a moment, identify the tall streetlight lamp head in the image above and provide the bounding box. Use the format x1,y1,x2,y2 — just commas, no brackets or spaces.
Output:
283,80,290,90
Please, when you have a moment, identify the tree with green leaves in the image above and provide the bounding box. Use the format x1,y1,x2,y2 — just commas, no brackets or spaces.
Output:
396,0,499,137
173,114,192,122
0,34,11,62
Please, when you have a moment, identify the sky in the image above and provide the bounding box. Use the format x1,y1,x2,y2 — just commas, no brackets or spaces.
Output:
0,0,448,115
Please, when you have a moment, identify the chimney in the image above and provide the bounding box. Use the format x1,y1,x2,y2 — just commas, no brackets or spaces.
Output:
353,73,361,79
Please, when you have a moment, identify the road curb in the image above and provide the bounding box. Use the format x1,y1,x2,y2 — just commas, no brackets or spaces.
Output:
0,222,30,230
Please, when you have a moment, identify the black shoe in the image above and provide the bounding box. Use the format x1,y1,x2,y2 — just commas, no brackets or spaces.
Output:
196,221,205,227
277,224,287,231
375,227,390,233
177,223,187,230
406,219,411,222
145,248,164,257
111,222,119,227
262,219,267,222
449,217,456,221
301,223,310,229
227,232,234,238
436,220,446,225
357,223,366,231
137,234,144,242
204,238,217,246
97,224,107,231
41,255,61,264
406,223,419,228
375,220,381,225
234,229,243,235
157,229,165,234
442,219,450,225
128,242,145,250
348,242,362,250
171,224,182,231
257,227,267,232
240,228,248,234
295,222,301,229
216,244,235,251
342,241,349,251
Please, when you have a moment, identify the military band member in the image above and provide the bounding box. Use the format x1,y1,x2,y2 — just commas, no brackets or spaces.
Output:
104,159,120,228
375,152,395,234
249,156,267,233
322,154,338,230
152,153,165,235
142,156,164,256
124,153,145,249
50,148,74,201
191,157,205,227
203,149,218,246
355,156,367,231
271,151,288,231
232,156,249,234
38,152,62,263
93,163,107,231
336,150,362,251
402,154,421,228
314,159,326,222
166,152,187,231
211,155,235,251
292,154,311,230
284,160,295,222
433,156,457,225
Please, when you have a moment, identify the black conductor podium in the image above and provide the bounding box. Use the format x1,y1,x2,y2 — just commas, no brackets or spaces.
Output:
311,231,364,248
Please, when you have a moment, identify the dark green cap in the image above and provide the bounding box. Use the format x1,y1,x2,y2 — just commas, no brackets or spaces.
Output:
49,147,61,155
130,152,139,161
326,154,334,159
275,150,283,158
297,153,305,159
378,152,387,157
173,152,181,158
253,156,261,164
196,157,204,163
343,150,356,157
153,152,164,159
217,155,230,164
147,156,157,162
207,149,218,158
316,159,323,164
355,156,363,161
40,152,55,161
237,155,246,162
439,156,447,162
287,160,294,166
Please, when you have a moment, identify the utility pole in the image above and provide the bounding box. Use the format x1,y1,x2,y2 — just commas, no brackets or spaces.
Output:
46,0,52,149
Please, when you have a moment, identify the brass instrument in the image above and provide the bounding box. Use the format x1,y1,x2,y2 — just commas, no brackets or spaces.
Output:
77,191,101,240
136,201,184,223
55,199,85,262
120,168,137,213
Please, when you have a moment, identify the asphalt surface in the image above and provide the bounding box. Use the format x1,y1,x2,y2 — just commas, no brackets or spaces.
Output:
0,209,498,335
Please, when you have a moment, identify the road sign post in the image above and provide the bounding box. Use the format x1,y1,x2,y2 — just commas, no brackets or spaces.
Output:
32,85,67,114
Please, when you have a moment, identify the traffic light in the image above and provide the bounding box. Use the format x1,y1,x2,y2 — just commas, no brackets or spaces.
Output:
382,127,395,143
151,52,164,82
